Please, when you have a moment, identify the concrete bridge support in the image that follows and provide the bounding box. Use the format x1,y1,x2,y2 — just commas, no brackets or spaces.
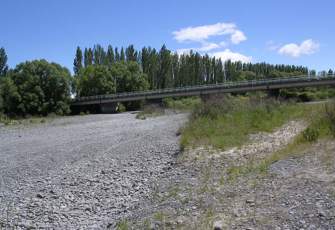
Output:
99,103,118,114
200,93,226,103
145,98,164,106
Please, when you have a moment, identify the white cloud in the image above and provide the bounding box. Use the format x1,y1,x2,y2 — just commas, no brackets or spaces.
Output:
173,22,249,61
176,42,221,54
198,42,220,52
173,22,247,44
278,39,320,58
231,30,247,44
266,40,281,51
210,49,252,63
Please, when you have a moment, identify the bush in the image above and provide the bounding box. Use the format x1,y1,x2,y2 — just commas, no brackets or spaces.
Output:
191,95,237,120
302,127,320,142
117,103,126,113
163,97,200,111
5,60,72,116
325,100,335,136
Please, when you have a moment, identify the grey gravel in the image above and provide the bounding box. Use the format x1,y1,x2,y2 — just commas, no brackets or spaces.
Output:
0,113,187,228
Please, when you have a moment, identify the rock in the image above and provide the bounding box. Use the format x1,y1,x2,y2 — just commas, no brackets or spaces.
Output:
318,210,326,217
246,199,255,206
213,220,224,230
36,193,44,199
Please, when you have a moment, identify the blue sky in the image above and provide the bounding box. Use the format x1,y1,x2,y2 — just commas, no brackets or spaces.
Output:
1,0,334,72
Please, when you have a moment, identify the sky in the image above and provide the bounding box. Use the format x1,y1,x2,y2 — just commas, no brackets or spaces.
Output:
1,0,334,72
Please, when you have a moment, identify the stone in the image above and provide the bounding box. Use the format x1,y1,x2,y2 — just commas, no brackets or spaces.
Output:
213,220,224,230
36,193,44,199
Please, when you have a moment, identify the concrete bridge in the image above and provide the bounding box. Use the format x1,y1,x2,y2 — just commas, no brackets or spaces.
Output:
71,76,335,113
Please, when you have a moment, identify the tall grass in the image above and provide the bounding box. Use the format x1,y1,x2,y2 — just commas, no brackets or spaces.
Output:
230,100,335,176
180,95,325,150
163,97,201,111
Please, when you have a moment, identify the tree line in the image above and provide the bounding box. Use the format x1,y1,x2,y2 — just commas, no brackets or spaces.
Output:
0,45,334,116
73,44,316,91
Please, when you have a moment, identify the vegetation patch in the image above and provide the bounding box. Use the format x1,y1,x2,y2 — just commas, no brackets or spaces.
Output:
136,104,165,119
225,100,335,178
163,97,201,111
180,95,324,150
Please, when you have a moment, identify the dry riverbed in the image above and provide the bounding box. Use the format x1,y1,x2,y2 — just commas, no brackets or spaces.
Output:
0,113,334,229
0,113,188,228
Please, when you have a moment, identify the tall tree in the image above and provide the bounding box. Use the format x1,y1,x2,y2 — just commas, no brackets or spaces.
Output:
114,47,120,62
120,47,126,62
0,47,8,77
106,45,115,66
73,47,83,74
93,44,106,65
125,45,137,62
84,48,93,67
158,45,172,88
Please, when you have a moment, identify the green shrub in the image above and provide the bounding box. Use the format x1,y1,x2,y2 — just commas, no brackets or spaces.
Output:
180,96,321,150
163,97,200,111
325,100,335,136
302,127,320,142
117,103,126,113
191,95,238,120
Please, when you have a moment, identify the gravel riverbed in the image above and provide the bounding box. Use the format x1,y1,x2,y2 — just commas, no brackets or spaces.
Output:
0,113,187,228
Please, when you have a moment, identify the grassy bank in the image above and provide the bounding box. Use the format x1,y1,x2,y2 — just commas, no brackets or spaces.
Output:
180,95,333,150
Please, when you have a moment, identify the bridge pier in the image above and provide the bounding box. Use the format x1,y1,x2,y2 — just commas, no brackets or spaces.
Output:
145,98,164,106
100,103,118,114
200,93,225,102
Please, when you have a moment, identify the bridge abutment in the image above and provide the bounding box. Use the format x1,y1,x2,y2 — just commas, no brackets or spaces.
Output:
100,103,118,114
145,98,164,106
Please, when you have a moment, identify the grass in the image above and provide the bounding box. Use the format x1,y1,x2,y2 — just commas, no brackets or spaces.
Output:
116,219,129,230
180,95,327,150
163,97,201,111
0,113,54,126
224,101,335,180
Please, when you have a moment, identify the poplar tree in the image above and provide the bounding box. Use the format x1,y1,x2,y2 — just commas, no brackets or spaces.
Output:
84,48,93,67
126,45,137,62
106,45,115,66
93,44,106,65
114,47,120,62
120,47,125,62
0,47,8,77
73,47,83,74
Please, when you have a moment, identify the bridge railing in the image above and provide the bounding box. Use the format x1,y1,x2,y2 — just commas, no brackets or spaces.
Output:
74,75,335,103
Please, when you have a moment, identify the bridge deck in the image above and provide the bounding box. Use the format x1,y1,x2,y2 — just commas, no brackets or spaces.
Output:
72,76,335,106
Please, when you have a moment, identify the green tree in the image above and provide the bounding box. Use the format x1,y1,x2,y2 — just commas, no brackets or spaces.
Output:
120,47,126,62
126,45,137,62
76,65,116,97
8,60,72,115
73,46,83,74
114,47,120,62
84,48,93,67
0,47,8,77
158,45,172,88
93,44,106,65
106,45,115,66
0,75,21,115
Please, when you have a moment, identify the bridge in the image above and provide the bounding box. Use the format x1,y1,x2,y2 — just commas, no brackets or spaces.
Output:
71,75,335,113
